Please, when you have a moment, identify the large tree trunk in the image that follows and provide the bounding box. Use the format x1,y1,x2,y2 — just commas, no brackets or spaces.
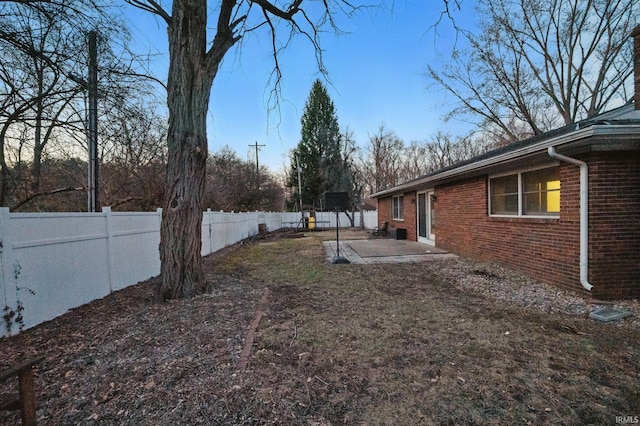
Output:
158,125,208,300
158,0,214,300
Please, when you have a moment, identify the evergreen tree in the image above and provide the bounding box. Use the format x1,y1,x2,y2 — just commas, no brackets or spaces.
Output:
289,79,350,210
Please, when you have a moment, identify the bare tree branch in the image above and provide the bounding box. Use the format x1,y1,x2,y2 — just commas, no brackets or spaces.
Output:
125,0,171,24
11,185,83,210
250,0,303,20
428,0,637,142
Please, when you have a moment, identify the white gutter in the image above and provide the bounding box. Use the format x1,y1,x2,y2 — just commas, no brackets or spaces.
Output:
547,146,593,291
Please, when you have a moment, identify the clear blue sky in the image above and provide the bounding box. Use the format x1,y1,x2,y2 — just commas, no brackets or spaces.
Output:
123,2,475,172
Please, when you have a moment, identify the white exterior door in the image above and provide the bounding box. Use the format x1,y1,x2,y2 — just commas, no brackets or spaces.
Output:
417,191,435,244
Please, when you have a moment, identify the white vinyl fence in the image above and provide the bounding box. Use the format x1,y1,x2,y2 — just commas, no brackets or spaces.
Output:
277,210,378,229
1,207,377,336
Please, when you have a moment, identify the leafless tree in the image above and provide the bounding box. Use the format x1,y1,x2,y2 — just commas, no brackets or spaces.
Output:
428,0,638,142
0,0,91,207
399,140,430,181
0,0,158,209
423,132,456,171
204,146,284,212
358,127,493,193
359,124,404,194
124,0,367,299
339,128,363,226
421,132,489,170
10,156,86,211
99,102,167,211
451,133,489,160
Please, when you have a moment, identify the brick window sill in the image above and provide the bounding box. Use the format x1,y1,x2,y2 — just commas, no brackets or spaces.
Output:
488,216,560,225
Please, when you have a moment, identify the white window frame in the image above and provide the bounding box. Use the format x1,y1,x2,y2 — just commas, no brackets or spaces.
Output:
488,164,560,219
392,195,404,220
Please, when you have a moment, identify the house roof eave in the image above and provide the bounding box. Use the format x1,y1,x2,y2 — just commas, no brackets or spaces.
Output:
370,123,640,199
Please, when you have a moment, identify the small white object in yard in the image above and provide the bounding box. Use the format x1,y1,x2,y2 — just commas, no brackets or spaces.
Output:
505,331,510,335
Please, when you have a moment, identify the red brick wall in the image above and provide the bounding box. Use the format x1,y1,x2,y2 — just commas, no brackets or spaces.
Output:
433,152,640,299
588,151,640,299
376,192,417,240
404,192,417,241
377,196,392,228
436,170,581,295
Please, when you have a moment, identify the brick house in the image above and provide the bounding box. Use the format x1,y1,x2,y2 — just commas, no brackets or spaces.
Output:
371,28,640,300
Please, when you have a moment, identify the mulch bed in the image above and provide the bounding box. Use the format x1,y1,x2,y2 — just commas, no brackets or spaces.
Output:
1,242,270,425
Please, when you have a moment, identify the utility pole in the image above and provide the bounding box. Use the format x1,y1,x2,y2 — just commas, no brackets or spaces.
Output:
296,155,303,212
87,30,99,212
248,141,265,191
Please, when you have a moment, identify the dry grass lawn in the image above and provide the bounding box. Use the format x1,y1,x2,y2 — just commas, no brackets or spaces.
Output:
1,229,639,425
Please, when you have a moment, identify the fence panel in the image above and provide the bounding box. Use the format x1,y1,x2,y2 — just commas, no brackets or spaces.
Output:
276,210,378,229
0,207,377,335
202,211,261,255
362,210,378,229
108,208,162,291
259,212,279,232
1,209,112,334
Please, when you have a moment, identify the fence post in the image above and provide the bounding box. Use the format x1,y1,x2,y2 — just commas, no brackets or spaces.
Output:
103,207,115,293
156,208,162,258
0,207,16,336
207,209,213,255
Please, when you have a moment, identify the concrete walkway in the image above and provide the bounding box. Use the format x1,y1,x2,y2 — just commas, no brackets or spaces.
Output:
323,239,458,264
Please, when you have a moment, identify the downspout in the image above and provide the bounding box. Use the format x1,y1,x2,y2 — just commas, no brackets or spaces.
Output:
547,146,593,291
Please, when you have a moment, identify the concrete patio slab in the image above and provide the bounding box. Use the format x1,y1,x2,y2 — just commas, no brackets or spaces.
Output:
323,239,457,264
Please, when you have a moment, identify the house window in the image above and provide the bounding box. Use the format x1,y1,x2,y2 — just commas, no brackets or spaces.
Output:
522,168,560,215
489,166,560,217
490,174,518,215
392,195,404,220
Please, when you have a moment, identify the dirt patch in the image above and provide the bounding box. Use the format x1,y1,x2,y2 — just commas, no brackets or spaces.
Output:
1,230,639,424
